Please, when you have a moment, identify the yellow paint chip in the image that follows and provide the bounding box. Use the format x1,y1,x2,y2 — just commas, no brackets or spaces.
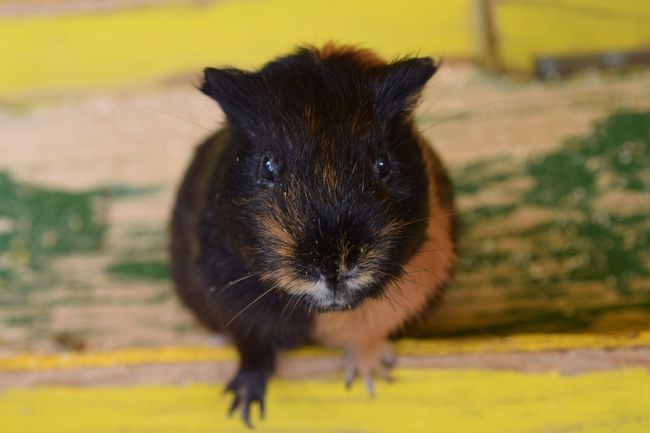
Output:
1,368,649,432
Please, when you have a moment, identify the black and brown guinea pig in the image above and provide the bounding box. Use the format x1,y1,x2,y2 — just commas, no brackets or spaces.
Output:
170,44,457,427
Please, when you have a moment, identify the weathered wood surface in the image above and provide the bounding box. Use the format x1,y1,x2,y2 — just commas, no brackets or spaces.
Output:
2,334,649,432
0,0,473,98
1,66,649,353
3,0,650,98
2,3,649,432
492,0,650,74
2,367,649,432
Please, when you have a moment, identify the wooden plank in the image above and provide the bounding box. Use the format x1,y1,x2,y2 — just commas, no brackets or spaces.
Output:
0,0,473,99
3,1,650,96
1,368,649,432
535,49,650,79
492,0,650,74
2,67,650,350
1,332,650,372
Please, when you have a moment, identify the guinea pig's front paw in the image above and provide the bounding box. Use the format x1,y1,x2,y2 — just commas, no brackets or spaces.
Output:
225,367,270,428
344,342,395,397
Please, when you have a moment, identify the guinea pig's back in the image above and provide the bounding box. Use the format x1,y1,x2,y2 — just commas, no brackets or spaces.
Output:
170,129,228,331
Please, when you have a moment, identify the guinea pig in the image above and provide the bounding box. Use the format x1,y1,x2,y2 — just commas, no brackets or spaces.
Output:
170,43,457,427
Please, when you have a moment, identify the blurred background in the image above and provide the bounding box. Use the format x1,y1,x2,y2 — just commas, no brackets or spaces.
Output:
1,1,649,431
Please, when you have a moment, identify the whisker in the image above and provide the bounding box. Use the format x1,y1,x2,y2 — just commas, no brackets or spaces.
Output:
279,294,293,320
212,272,260,295
417,74,461,118
375,270,432,290
394,211,459,231
289,293,306,317
226,283,279,327
392,217,429,229
225,272,258,287
383,284,408,311
398,268,430,275
382,291,399,313
416,246,456,254
132,107,216,132
403,263,430,272
419,98,512,134
431,211,460,219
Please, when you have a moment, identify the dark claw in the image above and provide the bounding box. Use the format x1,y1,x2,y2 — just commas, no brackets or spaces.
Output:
363,375,375,398
345,375,355,390
239,394,265,428
258,397,265,419
224,368,270,428
382,354,396,369
241,402,252,428
381,346,396,369
228,393,240,417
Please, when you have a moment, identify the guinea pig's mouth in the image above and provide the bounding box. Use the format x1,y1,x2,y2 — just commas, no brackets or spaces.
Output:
310,295,363,313
270,265,385,313
297,275,373,313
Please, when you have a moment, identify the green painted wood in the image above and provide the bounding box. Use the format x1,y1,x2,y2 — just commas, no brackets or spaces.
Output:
411,111,650,336
1,105,649,350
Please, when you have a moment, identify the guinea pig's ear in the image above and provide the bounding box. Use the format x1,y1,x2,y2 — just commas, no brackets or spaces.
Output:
201,67,259,126
374,57,438,120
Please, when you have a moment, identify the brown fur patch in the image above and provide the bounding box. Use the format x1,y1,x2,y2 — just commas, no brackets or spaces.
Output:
304,104,319,134
257,196,320,296
257,213,305,293
313,136,456,354
349,113,372,140
260,268,313,296
321,162,337,190
337,238,350,274
259,215,295,259
315,42,385,67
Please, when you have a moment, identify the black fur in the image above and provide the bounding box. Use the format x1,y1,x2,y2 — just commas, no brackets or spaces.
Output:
170,45,441,426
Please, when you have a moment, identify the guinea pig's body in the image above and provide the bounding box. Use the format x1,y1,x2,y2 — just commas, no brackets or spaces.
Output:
170,45,456,426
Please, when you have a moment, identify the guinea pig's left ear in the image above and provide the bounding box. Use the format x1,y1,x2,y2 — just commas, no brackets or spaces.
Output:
201,67,259,126
374,57,438,119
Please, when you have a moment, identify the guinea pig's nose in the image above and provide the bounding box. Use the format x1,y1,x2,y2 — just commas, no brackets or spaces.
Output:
320,268,339,287
319,263,359,292
319,263,348,287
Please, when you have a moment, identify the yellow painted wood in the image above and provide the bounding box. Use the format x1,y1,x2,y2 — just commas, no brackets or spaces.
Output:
493,0,650,72
3,0,650,97
1,368,649,432
2,331,649,372
0,0,473,98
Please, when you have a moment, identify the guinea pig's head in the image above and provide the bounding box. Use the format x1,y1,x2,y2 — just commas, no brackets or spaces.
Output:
201,45,436,312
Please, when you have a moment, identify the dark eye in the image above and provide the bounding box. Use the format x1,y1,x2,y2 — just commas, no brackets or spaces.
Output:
259,155,277,185
375,152,391,181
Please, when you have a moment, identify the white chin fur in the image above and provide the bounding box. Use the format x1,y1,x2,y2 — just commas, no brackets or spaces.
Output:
281,271,375,310
308,275,371,310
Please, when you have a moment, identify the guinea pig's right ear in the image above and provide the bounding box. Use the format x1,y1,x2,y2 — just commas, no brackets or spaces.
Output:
374,57,438,120
201,67,258,126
